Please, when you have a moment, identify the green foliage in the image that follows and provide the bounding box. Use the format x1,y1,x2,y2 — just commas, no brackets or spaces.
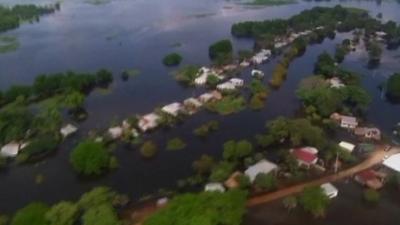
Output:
174,65,199,85
144,190,247,225
166,137,186,151
363,189,380,204
64,91,85,111
11,202,49,225
236,174,251,189
206,74,220,87
206,95,246,115
238,49,253,61
0,215,8,225
163,53,182,66
249,79,267,94
45,201,79,225
254,173,277,190
299,187,330,218
95,69,113,86
210,161,235,182
367,41,382,62
223,140,253,162
209,39,233,61
22,135,60,159
193,120,219,137
0,35,19,53
82,204,120,225
140,141,158,158
249,92,268,110
70,140,111,175
386,73,400,100
0,104,33,144
269,62,288,88
192,154,216,175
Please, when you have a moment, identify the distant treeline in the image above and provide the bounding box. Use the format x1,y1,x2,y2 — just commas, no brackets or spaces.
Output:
0,3,59,33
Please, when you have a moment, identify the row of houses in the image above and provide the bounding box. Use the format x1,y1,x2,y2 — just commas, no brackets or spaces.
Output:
330,113,382,141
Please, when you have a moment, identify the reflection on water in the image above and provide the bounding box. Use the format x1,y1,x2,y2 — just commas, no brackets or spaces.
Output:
0,0,400,218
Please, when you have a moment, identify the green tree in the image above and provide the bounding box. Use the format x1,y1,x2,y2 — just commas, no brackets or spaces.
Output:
163,53,182,66
223,140,253,162
64,91,85,111
299,187,330,218
209,39,233,60
96,69,113,86
70,140,111,175
82,204,121,225
166,138,186,151
192,154,215,175
367,41,382,62
140,141,158,158
209,161,235,182
11,202,49,225
254,173,277,190
78,187,117,210
45,201,79,225
386,73,400,100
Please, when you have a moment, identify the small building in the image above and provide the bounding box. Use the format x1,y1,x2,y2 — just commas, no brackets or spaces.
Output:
383,153,400,173
224,171,242,189
328,77,345,89
251,69,265,78
161,102,183,117
340,116,358,129
375,31,387,37
229,78,244,87
339,141,356,153
355,169,384,190
245,159,278,182
223,64,237,71
0,142,28,158
198,91,222,103
321,183,338,199
290,147,319,168
354,127,381,141
60,124,78,138
138,113,160,132
240,60,250,67
156,197,169,207
194,73,208,86
108,126,123,139
204,182,225,192
252,49,271,64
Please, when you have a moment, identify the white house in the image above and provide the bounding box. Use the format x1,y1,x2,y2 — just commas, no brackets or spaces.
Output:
240,60,250,67
252,49,271,64
321,183,338,199
383,153,400,172
161,102,183,117
108,126,123,139
245,159,278,182
204,182,226,192
183,97,203,114
0,142,28,158
138,113,160,132
340,116,358,129
251,69,265,78
328,77,345,89
60,124,78,138
339,141,356,153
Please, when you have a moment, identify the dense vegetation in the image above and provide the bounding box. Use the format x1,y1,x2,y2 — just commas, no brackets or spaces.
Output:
299,187,330,218
208,39,233,64
193,120,219,137
206,95,246,115
144,190,247,225
173,65,199,85
0,4,59,33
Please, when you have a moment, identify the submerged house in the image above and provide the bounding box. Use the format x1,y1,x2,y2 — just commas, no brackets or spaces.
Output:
198,91,222,103
217,78,244,91
251,49,271,65
108,126,123,139
251,69,265,78
183,97,203,114
354,127,381,141
245,159,278,182
339,141,356,153
340,116,358,129
0,142,29,158
290,147,319,168
194,67,224,86
138,113,160,132
161,102,183,117
328,77,345,89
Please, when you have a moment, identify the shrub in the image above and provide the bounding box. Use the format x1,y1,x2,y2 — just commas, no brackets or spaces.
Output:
140,141,158,158
254,173,276,190
386,73,400,100
96,69,113,86
235,174,251,189
299,187,330,218
45,201,79,225
166,138,186,151
193,121,219,137
70,140,111,175
11,202,49,225
209,39,233,60
192,154,215,175
23,135,60,158
163,53,182,66
206,96,246,115
209,161,235,182
174,65,199,85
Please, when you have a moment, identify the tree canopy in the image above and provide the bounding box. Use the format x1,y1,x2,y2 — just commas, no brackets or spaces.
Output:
299,187,330,218
45,201,79,225
386,73,400,101
223,140,253,162
11,202,49,225
70,140,111,175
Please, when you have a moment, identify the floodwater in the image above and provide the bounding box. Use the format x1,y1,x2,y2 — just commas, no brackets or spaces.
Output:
0,0,399,220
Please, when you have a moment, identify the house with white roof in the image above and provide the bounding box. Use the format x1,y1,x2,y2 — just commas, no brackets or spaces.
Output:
240,60,250,67
321,183,338,199
204,182,225,192
245,159,278,182
328,77,345,89
194,67,224,86
138,113,160,132
60,124,78,138
251,49,271,64
383,153,400,172
217,81,236,91
161,102,183,117
183,97,203,114
0,142,29,158
251,69,265,78
108,126,123,139
229,78,244,87
339,141,356,152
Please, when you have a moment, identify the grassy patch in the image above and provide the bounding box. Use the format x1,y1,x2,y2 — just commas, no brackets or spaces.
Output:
206,95,246,115
166,138,187,151
0,35,20,54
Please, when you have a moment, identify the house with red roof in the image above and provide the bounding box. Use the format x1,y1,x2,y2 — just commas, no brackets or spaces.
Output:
290,147,319,169
355,169,384,190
